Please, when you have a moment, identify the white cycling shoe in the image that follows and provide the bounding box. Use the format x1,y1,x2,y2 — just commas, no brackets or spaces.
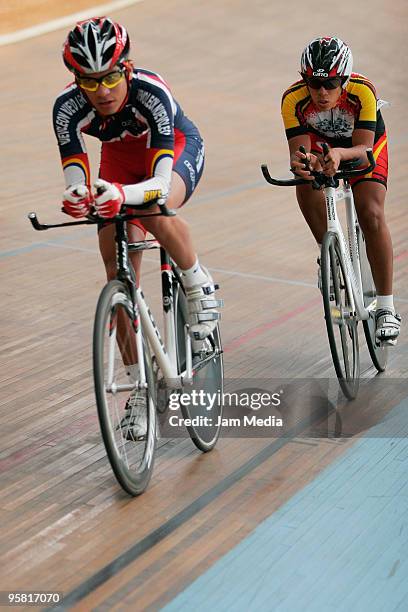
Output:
118,390,147,441
185,269,223,340
375,309,401,346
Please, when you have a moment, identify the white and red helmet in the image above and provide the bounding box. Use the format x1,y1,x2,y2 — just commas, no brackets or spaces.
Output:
63,17,130,74
301,37,353,84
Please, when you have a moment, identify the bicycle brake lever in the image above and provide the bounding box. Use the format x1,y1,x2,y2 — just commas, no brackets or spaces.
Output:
28,212,47,230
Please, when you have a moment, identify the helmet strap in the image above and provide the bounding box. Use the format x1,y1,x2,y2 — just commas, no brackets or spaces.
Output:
122,59,134,82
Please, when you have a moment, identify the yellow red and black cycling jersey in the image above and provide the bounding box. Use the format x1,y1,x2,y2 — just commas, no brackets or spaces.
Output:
281,73,386,148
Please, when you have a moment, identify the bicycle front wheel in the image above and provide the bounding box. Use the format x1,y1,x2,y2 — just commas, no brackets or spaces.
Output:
357,226,388,372
175,283,224,452
321,232,360,400
93,280,156,496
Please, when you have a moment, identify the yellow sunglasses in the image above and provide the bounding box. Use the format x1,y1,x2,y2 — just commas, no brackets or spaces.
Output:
76,69,125,92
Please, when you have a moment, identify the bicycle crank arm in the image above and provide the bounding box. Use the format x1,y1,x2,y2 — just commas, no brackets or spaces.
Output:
192,349,224,374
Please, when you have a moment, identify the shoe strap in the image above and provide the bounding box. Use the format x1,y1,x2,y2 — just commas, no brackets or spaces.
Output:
196,312,220,322
201,298,224,309
376,309,401,323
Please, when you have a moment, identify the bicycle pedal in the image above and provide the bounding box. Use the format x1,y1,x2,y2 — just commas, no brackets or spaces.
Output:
376,337,396,347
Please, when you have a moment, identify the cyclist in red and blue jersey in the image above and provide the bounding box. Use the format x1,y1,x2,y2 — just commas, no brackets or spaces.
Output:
281,36,400,344
53,17,222,439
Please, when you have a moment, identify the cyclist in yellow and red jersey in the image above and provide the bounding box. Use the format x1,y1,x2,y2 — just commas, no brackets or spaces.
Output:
53,17,222,439
281,36,400,344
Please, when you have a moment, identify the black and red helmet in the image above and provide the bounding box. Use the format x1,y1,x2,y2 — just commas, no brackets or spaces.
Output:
62,17,130,74
301,37,353,83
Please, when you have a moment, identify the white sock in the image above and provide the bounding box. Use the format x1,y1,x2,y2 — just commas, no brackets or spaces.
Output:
180,257,208,288
126,364,139,382
376,295,395,312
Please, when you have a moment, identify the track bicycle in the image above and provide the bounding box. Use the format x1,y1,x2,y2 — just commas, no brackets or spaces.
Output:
28,203,224,496
262,144,387,400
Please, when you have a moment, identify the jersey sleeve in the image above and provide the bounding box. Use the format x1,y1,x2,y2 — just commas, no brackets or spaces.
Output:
281,82,310,140
134,73,176,174
52,86,94,187
347,76,378,132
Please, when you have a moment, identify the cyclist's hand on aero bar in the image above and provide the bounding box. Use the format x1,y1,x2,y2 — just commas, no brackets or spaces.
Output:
62,184,94,218
320,147,342,177
93,179,125,218
290,150,322,180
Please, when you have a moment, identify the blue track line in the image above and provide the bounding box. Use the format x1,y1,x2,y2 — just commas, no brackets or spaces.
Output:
164,398,408,612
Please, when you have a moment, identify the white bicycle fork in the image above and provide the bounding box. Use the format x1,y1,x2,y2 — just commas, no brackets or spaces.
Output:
324,183,369,321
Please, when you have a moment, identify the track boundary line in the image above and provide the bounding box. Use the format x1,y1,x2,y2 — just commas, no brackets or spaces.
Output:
47,398,334,611
0,0,144,47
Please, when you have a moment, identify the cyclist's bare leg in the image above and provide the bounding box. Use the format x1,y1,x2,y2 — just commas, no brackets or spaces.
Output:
137,171,219,339
296,185,327,244
295,183,327,244
98,171,195,283
97,171,199,366
98,222,145,366
353,181,393,295
138,171,196,269
99,222,145,283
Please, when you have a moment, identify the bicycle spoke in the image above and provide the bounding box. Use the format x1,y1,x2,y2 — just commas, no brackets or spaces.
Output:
107,309,118,387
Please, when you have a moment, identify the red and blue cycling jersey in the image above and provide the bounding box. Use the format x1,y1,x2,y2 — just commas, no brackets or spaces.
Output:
53,68,204,201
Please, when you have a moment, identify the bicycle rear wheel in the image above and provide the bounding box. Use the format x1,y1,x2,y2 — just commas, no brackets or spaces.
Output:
93,280,156,496
174,281,224,452
321,232,360,400
357,226,388,371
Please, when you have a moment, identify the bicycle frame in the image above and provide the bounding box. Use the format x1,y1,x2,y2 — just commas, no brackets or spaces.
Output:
28,207,194,390
323,180,370,321
261,146,377,323
115,218,193,390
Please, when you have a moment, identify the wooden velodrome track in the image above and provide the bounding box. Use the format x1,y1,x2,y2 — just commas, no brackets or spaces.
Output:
1,0,407,609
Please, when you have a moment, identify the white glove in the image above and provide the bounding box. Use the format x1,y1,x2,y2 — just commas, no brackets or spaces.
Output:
93,179,125,218
62,184,93,218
